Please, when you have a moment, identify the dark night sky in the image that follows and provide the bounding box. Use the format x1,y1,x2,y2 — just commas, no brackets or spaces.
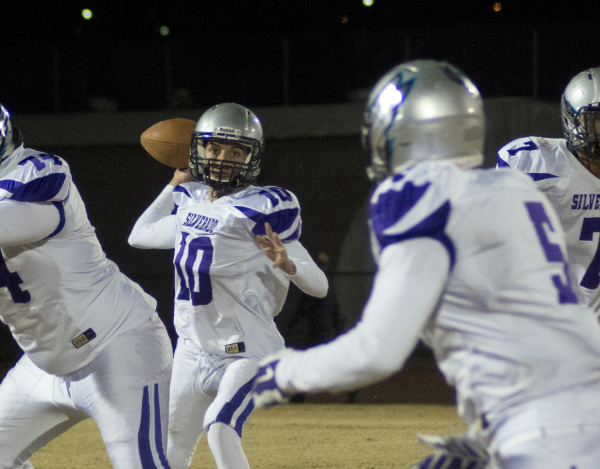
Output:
3,1,600,40
3,1,600,113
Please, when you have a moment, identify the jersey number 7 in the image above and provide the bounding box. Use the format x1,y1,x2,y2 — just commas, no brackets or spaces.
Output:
579,217,600,290
174,233,214,306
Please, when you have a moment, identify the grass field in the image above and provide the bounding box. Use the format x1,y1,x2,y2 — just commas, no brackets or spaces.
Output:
29,403,466,468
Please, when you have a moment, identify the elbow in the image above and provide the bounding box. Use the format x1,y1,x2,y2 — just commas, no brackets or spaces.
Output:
313,279,329,299
128,233,144,249
315,273,329,298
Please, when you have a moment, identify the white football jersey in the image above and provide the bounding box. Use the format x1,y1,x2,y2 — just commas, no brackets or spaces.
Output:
371,162,600,428
0,147,157,376
171,182,306,358
497,137,600,313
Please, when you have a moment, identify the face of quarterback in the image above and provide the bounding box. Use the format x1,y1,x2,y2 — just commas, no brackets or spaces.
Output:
205,139,249,181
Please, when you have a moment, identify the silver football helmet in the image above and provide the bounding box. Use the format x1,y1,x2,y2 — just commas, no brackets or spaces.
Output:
561,68,600,159
190,103,264,192
0,104,21,159
362,60,485,181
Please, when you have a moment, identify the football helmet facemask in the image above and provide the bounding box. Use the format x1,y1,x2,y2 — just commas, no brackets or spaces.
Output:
561,67,600,160
362,59,485,182
190,103,264,192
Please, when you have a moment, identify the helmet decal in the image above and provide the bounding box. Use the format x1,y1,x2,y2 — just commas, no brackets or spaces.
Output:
363,60,485,182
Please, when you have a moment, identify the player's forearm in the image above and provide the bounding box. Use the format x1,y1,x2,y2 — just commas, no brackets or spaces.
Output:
0,200,60,246
285,241,329,298
128,185,177,249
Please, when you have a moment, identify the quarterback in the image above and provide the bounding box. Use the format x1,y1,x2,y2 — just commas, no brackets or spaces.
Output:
128,103,328,469
251,61,600,468
498,68,600,315
0,104,173,468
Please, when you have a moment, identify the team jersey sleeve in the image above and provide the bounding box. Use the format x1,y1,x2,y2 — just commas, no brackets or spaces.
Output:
285,240,329,298
0,152,71,203
0,199,61,246
496,137,560,181
128,185,178,249
234,186,302,242
496,137,536,170
274,238,450,394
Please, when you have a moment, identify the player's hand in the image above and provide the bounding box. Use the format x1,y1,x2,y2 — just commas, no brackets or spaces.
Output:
410,433,489,469
169,168,193,187
256,222,296,275
251,352,292,408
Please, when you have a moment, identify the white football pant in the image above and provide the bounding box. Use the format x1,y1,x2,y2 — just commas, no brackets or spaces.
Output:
167,338,258,469
0,313,173,469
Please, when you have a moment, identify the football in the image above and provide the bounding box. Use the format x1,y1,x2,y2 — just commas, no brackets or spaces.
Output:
140,118,196,168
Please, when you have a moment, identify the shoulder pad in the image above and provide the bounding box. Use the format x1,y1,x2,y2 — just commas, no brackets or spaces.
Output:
497,137,564,181
0,150,71,202
370,164,454,265
233,186,301,241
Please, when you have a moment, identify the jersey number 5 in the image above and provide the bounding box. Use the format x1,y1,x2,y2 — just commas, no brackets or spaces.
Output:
0,256,31,303
525,202,578,304
175,233,213,306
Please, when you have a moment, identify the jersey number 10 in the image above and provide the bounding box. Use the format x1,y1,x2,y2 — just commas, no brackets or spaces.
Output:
174,233,213,306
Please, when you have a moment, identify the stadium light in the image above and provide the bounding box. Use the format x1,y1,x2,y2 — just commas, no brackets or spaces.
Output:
81,9,93,20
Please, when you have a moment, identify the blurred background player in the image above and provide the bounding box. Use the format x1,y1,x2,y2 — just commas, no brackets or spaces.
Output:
497,67,600,316
0,103,173,469
128,103,328,469
250,60,600,468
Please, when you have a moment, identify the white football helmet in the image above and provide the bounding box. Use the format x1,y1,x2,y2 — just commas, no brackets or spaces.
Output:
0,104,21,159
362,60,485,181
190,103,264,192
561,67,600,159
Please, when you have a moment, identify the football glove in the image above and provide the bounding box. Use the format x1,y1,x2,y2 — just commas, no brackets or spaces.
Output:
410,433,490,469
251,351,293,408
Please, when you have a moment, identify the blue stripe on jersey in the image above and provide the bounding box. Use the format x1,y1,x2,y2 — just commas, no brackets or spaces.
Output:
234,206,300,241
370,181,431,234
496,157,510,168
215,377,255,438
371,182,455,268
174,186,191,197
46,201,66,238
376,201,455,268
527,172,558,181
138,385,158,469
0,173,67,202
153,383,171,469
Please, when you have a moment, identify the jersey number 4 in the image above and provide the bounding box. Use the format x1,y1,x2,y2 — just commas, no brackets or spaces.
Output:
526,202,577,304
0,256,31,303
175,233,213,306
